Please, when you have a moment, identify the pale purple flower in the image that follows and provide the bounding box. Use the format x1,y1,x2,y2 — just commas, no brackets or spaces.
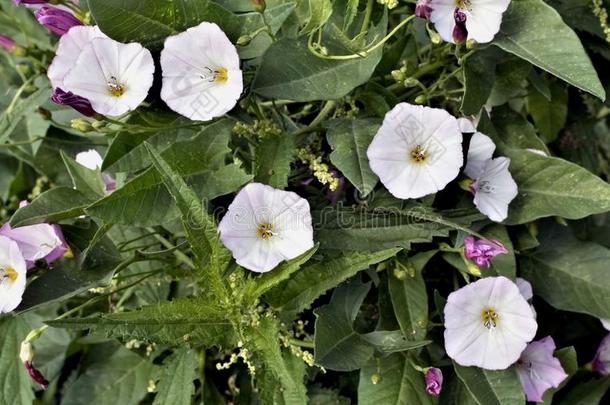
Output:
516,337,568,402
20,342,49,390
601,319,610,331
50,88,96,117
592,334,610,375
0,203,66,269
0,34,16,51
444,276,537,370
14,0,49,4
425,367,443,396
463,236,508,268
516,277,533,301
35,6,82,36
415,0,433,19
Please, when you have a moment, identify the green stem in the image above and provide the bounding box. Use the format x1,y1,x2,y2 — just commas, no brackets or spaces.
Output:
359,0,375,37
289,338,314,349
146,227,196,270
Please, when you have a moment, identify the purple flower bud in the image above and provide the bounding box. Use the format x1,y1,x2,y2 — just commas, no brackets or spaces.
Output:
425,367,443,396
20,342,49,390
50,88,96,117
14,0,50,4
452,8,468,43
463,236,508,268
35,6,82,36
593,334,610,376
415,0,432,20
0,34,16,51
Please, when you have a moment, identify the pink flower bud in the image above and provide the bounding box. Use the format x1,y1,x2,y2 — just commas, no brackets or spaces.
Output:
415,0,432,20
20,342,49,390
35,6,82,36
463,236,508,268
51,88,96,117
593,333,610,376
0,34,16,51
425,367,443,396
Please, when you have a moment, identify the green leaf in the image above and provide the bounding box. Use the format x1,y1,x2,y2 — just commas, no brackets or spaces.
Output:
461,48,500,115
10,187,92,227
252,13,387,101
251,316,308,404
504,149,610,224
359,331,431,355
557,377,610,405
301,0,333,34
243,244,319,300
88,120,249,227
388,251,435,341
520,228,610,318
314,206,481,251
0,86,50,143
314,280,374,371
453,363,525,405
61,151,107,199
88,0,241,51
325,118,380,196
493,0,605,100
527,81,568,142
487,106,549,155
0,316,35,405
144,143,231,298
254,134,295,188
265,248,401,320
153,348,197,405
61,346,157,405
48,298,234,347
17,223,122,313
358,353,435,405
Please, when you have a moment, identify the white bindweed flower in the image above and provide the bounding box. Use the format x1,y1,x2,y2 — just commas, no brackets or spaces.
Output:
430,0,512,44
444,276,538,370
0,221,62,268
160,22,243,121
218,183,314,273
472,157,518,222
366,103,463,199
62,37,155,117
464,132,495,179
466,132,517,222
47,25,107,89
0,235,27,313
75,149,103,170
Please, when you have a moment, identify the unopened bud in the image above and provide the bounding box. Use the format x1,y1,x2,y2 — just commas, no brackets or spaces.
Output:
91,120,107,130
19,341,33,364
465,260,482,277
391,69,406,82
236,35,252,46
393,267,408,280
414,95,427,104
426,25,441,45
12,46,26,57
71,118,93,132
466,39,476,50
371,373,382,385
403,78,419,88
16,64,29,75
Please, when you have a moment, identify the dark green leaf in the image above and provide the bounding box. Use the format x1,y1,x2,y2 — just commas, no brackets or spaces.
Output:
493,0,605,99
10,187,92,227
254,134,295,188
453,363,525,405
153,348,197,405
325,118,380,196
61,151,107,199
0,315,35,404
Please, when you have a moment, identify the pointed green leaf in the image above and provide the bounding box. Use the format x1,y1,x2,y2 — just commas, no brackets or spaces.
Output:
325,118,380,196
0,316,36,405
10,187,92,227
254,134,295,188
493,0,605,99
61,151,107,199
153,348,197,405
453,363,525,405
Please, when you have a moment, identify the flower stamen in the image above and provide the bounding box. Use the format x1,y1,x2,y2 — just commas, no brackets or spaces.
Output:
481,307,499,329
257,223,275,240
0,266,18,284
201,67,229,83
107,76,126,97
410,145,428,164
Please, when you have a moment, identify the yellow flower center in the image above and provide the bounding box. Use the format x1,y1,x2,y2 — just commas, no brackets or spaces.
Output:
107,76,126,97
0,266,18,284
257,223,275,240
481,307,499,329
455,0,472,10
215,67,228,83
410,145,428,164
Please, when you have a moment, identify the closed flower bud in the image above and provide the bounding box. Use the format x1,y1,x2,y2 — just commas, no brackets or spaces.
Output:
414,95,427,104
71,118,93,132
236,35,252,46
403,77,419,88
424,367,443,396
371,373,382,385
35,6,83,36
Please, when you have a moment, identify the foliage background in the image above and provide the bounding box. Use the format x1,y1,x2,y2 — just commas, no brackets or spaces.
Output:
1,0,610,404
